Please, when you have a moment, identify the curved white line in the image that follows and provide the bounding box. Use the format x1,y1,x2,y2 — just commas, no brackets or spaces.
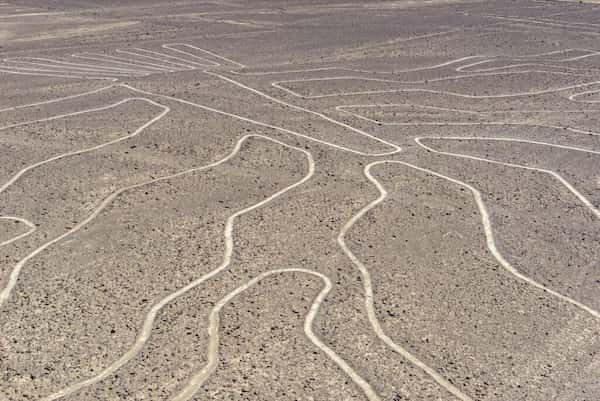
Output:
228,55,483,76
0,98,170,307
563,51,600,62
0,11,65,18
1,44,225,81
569,89,600,103
272,78,600,100
336,102,600,116
272,69,595,89
8,44,598,400
455,59,600,74
170,268,381,401
378,160,600,322
0,98,169,195
419,136,600,156
120,83,401,157
203,72,402,155
0,216,36,248
0,83,116,113
484,14,600,33
341,155,600,400
335,104,600,137
41,134,315,400
338,162,474,401
415,137,600,220
227,46,599,78
410,142,600,316
0,97,155,132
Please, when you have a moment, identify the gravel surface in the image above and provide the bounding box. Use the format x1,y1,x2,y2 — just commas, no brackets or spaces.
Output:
1,1,599,400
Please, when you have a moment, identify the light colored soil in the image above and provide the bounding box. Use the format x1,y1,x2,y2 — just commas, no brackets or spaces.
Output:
1,1,599,401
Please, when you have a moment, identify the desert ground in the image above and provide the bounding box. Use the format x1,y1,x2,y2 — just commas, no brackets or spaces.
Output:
1,0,599,400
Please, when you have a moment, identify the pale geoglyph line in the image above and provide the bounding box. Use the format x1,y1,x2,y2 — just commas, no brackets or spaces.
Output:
78,53,176,72
0,68,116,80
338,161,474,401
569,88,600,103
4,42,600,400
0,65,137,79
3,58,136,74
483,14,600,33
271,77,600,100
203,71,402,155
563,51,600,62
18,43,596,104
416,136,600,157
228,55,483,76
0,11,65,18
115,49,197,70
0,64,128,79
124,46,600,397
5,57,153,74
162,43,246,68
271,69,596,92
0,97,158,132
1,39,598,83
0,216,36,248
122,44,244,70
126,47,215,69
0,57,127,80
0,97,166,255
455,59,600,74
0,46,218,115
2,42,597,86
230,44,600,373
340,156,600,401
57,45,228,78
2,58,146,76
247,46,600,99
0,98,169,195
0,83,117,113
2,44,383,401
415,137,600,221
335,106,600,219
41,134,317,400
161,44,222,67
120,83,402,157
456,48,600,69
335,102,600,117
184,43,593,80
335,103,600,137
0,98,170,307
518,17,600,29
73,53,173,72
169,268,381,401
361,160,600,321
1,71,396,398
113,50,186,71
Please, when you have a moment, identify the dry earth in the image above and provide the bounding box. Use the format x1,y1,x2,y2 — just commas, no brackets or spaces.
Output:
1,0,599,400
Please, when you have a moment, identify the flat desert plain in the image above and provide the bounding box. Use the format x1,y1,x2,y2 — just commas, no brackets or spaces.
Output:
0,0,599,400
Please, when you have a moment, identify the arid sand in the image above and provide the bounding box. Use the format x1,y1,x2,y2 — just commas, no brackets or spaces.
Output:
1,1,599,400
